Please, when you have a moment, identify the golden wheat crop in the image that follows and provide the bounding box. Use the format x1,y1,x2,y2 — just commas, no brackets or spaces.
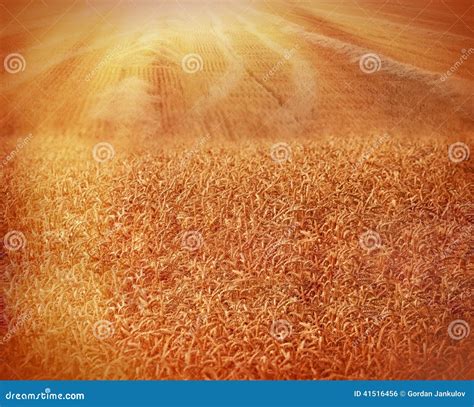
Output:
1,133,472,379
0,0,473,380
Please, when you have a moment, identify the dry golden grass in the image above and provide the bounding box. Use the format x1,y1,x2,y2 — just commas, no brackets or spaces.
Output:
0,0,473,380
0,134,473,380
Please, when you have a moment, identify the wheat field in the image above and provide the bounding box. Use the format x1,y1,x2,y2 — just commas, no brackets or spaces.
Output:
0,0,473,380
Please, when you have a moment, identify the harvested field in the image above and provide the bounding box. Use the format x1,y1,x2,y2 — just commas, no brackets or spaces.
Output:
0,0,473,380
